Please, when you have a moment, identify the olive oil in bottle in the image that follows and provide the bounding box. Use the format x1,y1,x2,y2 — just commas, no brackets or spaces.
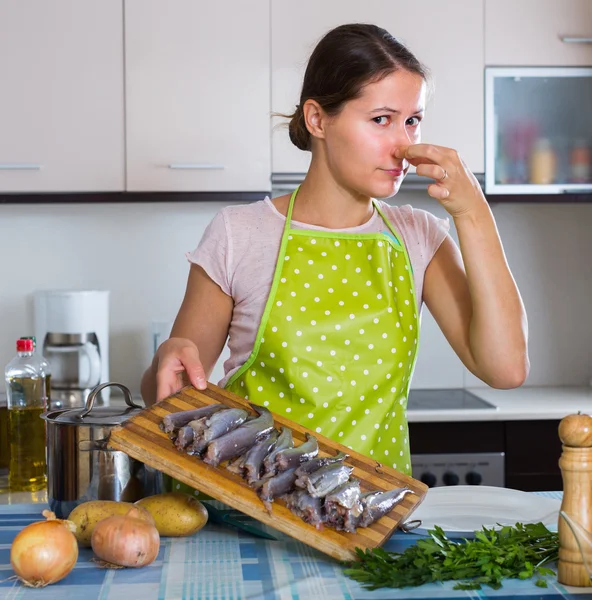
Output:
8,405,46,491
4,339,49,492
0,396,9,492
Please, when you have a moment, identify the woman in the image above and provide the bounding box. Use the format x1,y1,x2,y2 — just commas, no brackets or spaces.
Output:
141,24,529,474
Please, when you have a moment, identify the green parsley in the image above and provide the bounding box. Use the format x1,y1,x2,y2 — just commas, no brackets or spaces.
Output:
343,522,558,590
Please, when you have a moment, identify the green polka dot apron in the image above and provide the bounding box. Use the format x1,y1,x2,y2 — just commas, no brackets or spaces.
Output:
225,187,420,475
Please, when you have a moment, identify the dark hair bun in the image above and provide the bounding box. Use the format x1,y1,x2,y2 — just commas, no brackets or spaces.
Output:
288,105,310,151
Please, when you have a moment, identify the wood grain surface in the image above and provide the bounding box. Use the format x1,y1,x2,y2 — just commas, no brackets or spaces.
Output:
108,383,428,561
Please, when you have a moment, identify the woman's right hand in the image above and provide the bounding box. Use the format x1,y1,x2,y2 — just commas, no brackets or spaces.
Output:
154,337,208,403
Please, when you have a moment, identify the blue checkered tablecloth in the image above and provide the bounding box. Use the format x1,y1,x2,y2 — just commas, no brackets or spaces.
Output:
0,491,591,599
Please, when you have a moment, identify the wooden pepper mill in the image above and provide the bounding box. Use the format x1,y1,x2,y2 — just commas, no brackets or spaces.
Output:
558,412,592,586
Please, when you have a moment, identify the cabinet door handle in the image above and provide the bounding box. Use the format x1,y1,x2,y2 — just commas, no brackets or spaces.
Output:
0,163,42,170
560,36,592,44
167,163,225,170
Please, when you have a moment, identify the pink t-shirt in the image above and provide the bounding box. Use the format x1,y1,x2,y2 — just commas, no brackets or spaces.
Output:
187,197,450,386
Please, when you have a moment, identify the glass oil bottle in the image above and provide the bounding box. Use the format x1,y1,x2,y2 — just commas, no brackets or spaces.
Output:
4,338,49,491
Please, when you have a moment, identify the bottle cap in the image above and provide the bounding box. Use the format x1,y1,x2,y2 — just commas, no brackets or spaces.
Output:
19,336,37,348
16,339,34,352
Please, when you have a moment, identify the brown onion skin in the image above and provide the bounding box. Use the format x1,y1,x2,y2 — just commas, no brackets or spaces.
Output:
91,508,160,568
10,516,78,586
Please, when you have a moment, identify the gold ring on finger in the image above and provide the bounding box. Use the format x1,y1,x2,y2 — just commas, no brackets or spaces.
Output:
439,169,448,182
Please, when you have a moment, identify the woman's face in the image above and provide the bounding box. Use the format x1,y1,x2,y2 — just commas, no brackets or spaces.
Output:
321,70,426,199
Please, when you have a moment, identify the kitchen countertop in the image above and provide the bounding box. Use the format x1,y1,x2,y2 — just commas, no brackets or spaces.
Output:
0,475,47,505
407,385,592,423
2,492,592,600
104,385,592,423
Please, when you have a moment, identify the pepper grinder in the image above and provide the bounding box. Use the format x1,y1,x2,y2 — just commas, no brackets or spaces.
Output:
558,412,592,587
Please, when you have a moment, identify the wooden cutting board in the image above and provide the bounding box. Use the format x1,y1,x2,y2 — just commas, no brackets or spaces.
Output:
108,384,428,562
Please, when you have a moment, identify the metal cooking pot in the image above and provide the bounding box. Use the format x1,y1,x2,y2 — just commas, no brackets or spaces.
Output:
42,381,164,518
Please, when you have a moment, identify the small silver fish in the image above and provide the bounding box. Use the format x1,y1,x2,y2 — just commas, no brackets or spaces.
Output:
174,425,194,450
282,490,324,529
262,427,293,477
296,463,353,498
243,430,279,484
189,408,249,455
295,451,348,475
255,468,298,513
161,404,225,434
186,417,210,454
273,433,319,472
324,480,364,533
203,405,274,467
359,487,414,528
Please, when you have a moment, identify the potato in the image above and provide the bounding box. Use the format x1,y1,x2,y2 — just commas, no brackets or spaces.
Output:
68,500,154,547
135,492,208,537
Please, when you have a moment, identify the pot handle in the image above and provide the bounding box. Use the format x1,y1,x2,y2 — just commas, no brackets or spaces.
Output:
77,382,143,419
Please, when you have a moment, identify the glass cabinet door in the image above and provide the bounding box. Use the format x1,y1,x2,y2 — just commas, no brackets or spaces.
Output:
485,67,592,195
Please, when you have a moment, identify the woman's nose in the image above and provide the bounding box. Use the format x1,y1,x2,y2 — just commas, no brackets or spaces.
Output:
394,123,415,146
390,126,414,157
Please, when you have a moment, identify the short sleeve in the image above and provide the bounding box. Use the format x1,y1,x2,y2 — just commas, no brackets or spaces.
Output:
412,208,450,265
186,210,232,296
379,203,451,304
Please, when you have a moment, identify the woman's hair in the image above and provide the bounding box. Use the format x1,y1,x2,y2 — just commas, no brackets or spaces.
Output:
288,23,430,151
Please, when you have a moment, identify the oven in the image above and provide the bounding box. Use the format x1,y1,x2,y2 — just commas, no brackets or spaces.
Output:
407,389,505,488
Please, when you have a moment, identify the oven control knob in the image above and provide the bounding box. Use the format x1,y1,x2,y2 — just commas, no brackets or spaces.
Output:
443,471,459,486
420,472,437,488
465,471,482,485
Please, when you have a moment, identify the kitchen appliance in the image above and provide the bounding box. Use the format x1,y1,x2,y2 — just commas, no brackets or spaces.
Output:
407,388,497,411
34,290,109,408
41,382,164,519
408,389,505,488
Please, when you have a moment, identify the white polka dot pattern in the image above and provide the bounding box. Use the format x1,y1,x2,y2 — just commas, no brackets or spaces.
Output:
226,220,418,475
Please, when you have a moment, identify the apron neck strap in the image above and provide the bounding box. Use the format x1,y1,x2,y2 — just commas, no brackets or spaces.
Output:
282,186,299,235
284,187,392,235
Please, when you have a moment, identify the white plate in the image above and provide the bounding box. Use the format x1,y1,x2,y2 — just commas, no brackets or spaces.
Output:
405,486,561,538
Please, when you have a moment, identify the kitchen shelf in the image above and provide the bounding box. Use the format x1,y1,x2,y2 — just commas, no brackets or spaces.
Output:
1,176,591,204
0,191,269,205
485,67,592,197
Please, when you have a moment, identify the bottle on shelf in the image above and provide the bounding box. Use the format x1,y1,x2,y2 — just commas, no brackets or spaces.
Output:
570,139,591,184
4,338,49,492
529,137,557,185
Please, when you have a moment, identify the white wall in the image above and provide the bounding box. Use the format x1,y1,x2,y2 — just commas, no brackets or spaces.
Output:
408,197,592,390
1,195,591,395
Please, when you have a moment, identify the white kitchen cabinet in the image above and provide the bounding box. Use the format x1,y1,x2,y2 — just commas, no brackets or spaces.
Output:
125,0,271,192
271,0,485,175
0,0,125,193
486,0,592,66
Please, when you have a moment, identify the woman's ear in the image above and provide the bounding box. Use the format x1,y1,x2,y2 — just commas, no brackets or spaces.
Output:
302,99,327,142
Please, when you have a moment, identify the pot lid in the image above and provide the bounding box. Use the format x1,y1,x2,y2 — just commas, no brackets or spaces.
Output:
43,382,143,426
50,404,141,425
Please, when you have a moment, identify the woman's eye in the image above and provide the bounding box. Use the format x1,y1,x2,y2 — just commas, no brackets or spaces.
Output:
372,116,390,126
406,116,421,127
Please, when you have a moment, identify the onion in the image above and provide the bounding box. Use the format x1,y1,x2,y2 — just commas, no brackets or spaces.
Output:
91,506,160,568
10,509,78,587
